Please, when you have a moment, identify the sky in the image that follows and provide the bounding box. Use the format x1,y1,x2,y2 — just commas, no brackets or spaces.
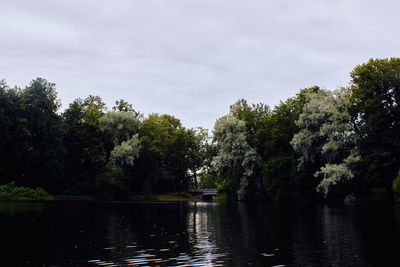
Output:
1,0,400,130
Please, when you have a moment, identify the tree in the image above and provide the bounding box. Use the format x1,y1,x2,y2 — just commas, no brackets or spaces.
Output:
98,111,142,196
291,88,361,198
0,80,27,184
185,127,211,190
350,58,400,188
63,95,108,195
22,78,66,192
256,86,320,200
229,99,270,199
108,136,141,168
0,79,66,192
230,98,270,147
99,111,140,146
112,99,141,118
213,115,259,200
136,114,193,194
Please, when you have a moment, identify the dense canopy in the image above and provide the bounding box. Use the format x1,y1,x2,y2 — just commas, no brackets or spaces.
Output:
1,58,399,202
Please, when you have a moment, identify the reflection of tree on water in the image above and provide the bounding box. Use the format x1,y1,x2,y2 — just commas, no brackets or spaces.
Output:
187,202,224,265
1,202,400,266
321,206,365,266
97,202,194,265
290,205,366,266
212,202,292,266
0,201,45,214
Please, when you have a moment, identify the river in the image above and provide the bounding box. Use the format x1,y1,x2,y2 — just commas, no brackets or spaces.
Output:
0,201,399,266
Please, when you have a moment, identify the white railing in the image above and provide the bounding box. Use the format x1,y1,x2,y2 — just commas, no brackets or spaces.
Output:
202,189,218,195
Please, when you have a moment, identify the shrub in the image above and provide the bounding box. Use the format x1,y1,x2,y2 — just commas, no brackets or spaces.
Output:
96,167,128,200
0,182,52,200
392,169,400,202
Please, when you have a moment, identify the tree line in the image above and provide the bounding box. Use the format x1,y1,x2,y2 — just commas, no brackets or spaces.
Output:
1,58,400,202
214,58,400,203
0,79,214,199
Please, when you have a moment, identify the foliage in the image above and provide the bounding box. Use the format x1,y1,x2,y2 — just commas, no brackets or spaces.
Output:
229,99,270,199
212,193,227,202
136,114,194,194
0,78,66,193
113,99,141,117
199,173,217,189
0,182,52,201
230,98,270,147
2,57,400,203
96,167,128,200
63,96,108,195
363,187,394,205
350,58,400,188
185,127,214,190
108,135,141,167
256,86,320,201
97,108,142,196
213,115,259,200
393,170,400,202
291,88,362,198
99,111,140,145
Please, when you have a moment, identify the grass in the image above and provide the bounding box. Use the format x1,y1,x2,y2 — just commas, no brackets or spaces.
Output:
131,192,200,202
52,195,96,201
212,193,227,202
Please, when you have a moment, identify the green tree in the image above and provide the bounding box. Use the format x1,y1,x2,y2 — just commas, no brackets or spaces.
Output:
63,95,108,195
257,86,320,201
230,98,270,147
112,99,141,118
213,115,259,200
350,58,400,188
136,114,192,194
99,111,142,196
22,78,66,192
185,127,211,190
229,99,270,199
0,80,27,184
0,79,65,192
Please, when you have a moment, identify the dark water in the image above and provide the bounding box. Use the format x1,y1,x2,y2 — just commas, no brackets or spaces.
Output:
0,201,399,266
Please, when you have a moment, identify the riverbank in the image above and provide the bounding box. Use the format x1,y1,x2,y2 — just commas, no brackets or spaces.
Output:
130,192,227,202
0,190,224,202
53,192,228,202
130,192,199,202
52,192,204,202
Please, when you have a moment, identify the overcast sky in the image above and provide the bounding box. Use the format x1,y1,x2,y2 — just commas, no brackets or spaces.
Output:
1,0,399,130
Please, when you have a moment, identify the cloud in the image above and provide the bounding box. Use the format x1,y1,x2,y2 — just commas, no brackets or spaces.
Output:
1,0,400,130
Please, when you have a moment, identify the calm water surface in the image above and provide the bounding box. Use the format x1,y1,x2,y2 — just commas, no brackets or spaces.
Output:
0,201,399,266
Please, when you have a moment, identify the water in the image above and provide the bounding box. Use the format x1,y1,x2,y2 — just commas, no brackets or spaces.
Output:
0,201,399,266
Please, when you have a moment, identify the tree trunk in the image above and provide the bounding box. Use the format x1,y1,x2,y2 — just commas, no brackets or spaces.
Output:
193,166,198,190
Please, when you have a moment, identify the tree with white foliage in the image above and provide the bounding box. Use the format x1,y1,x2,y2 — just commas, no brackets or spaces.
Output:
99,111,142,167
99,111,140,145
213,115,259,200
291,88,362,197
98,110,142,195
109,135,141,167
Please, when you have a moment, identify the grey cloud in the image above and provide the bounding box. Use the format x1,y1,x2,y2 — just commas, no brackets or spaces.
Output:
1,0,400,130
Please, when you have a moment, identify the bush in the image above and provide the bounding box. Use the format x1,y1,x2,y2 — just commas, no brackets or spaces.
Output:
392,169,400,202
364,187,393,205
96,167,129,200
0,182,53,200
